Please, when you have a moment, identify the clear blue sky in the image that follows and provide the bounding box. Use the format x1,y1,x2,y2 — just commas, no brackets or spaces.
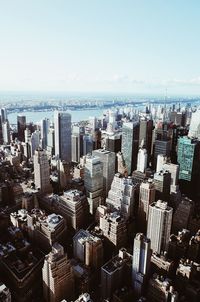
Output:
0,0,200,95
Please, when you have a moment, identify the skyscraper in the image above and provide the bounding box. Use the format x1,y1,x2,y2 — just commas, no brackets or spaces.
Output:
17,115,26,142
73,229,103,269
106,173,137,220
138,179,155,233
42,243,74,302
177,136,200,199
54,111,71,162
137,147,147,173
121,122,139,175
41,118,50,149
132,233,151,297
84,155,103,214
188,109,200,139
92,148,116,197
147,200,173,254
34,148,51,193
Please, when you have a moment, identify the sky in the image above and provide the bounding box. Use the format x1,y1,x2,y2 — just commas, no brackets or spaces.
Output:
0,0,200,96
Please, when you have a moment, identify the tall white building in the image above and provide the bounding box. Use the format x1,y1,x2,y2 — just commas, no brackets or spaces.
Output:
34,148,51,193
132,233,151,297
188,109,200,139
84,155,103,214
42,243,74,302
137,147,147,173
54,112,71,162
106,173,137,220
147,200,173,254
2,120,10,144
92,149,116,197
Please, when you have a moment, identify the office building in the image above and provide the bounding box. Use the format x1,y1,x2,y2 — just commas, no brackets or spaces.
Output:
31,130,40,157
188,109,200,139
27,210,67,252
73,229,103,269
0,108,7,123
132,233,151,297
43,243,74,302
84,155,103,214
17,115,26,142
177,136,200,199
121,122,139,174
2,120,10,145
34,148,51,193
106,173,137,220
172,196,194,234
54,111,71,162
58,189,88,230
100,211,127,248
92,149,116,197
83,134,93,155
41,118,50,149
139,118,153,157
116,152,128,176
147,200,173,254
101,248,132,299
104,133,121,153
153,170,171,201
137,147,147,173
138,179,155,233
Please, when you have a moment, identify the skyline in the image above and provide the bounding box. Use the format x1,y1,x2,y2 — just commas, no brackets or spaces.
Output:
1,1,200,95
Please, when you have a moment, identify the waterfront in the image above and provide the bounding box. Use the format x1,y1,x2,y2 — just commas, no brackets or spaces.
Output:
8,108,105,124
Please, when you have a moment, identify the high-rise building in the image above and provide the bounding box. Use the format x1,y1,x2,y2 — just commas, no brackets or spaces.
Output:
17,115,26,142
71,125,84,163
2,120,10,144
138,179,155,233
54,111,71,162
41,118,50,149
83,134,93,155
147,200,173,254
101,248,132,299
58,189,88,230
177,136,200,199
73,229,103,269
31,130,40,156
0,108,7,123
121,122,139,174
137,147,147,173
42,243,74,302
84,155,103,214
27,211,67,252
188,109,200,139
172,196,194,234
100,211,127,248
106,173,137,220
92,149,116,197
132,233,151,297
34,148,51,193
47,126,55,156
139,118,153,157
104,133,121,153
153,170,171,201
